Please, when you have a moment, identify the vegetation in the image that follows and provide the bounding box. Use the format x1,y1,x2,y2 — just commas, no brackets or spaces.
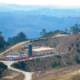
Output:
40,29,47,36
56,55,62,58
75,55,80,63
12,61,26,70
52,62,57,68
68,47,71,51
54,43,56,48
76,43,79,47
52,61,61,68
42,30,62,37
0,32,10,52
70,24,80,32
77,49,80,53
8,32,28,44
71,43,74,47
0,62,8,77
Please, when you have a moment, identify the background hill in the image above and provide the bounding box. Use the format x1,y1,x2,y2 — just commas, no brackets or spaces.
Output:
1,13,80,40
1,4,80,40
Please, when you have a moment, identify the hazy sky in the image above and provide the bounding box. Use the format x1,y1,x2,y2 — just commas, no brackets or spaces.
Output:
0,0,80,6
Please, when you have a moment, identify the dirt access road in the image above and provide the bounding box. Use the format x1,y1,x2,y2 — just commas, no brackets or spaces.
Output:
0,40,30,56
2,61,33,80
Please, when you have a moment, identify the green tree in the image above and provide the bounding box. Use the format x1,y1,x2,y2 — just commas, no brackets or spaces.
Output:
68,47,71,51
40,29,47,36
17,32,27,42
8,32,28,44
76,43,79,47
71,43,74,47
0,62,8,77
13,62,22,69
71,26,77,31
52,62,57,68
71,24,79,31
75,24,78,31
77,49,80,53
75,55,80,63
19,61,26,69
0,32,5,49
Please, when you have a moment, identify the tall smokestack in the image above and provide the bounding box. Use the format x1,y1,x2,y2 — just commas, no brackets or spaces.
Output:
28,43,32,56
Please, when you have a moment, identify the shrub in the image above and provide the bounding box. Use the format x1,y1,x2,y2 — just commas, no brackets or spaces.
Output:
75,55,80,63
76,37,79,40
56,55,62,58
71,43,74,47
52,62,57,68
77,49,80,53
66,61,69,65
68,47,71,51
0,62,8,69
76,43,79,47
58,62,61,66
19,61,26,69
54,43,56,48
0,62,8,77
13,62,22,69
0,70,2,75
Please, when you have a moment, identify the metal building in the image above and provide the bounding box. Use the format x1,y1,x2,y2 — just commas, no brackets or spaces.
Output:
28,43,32,56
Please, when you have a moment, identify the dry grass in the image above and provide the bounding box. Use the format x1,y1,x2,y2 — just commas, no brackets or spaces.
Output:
33,64,80,80
37,71,79,80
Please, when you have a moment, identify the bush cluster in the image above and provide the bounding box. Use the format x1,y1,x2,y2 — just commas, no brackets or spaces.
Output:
0,62,8,77
56,55,62,58
75,55,80,63
13,61,26,69
77,49,80,53
68,47,71,51
52,61,61,68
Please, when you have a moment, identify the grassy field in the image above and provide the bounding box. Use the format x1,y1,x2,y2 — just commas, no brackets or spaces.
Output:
32,64,80,80
37,71,80,80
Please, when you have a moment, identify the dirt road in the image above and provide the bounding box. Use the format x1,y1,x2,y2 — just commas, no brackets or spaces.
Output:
2,61,33,80
0,40,30,56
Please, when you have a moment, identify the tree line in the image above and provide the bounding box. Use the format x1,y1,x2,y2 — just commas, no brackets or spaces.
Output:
0,32,28,51
8,32,28,44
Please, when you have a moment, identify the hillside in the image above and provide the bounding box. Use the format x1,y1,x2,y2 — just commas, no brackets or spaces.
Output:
32,64,80,80
1,69,24,80
11,33,80,80
0,13,80,40
0,40,29,56
31,34,79,53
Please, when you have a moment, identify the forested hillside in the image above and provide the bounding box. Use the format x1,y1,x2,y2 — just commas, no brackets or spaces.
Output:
1,13,80,40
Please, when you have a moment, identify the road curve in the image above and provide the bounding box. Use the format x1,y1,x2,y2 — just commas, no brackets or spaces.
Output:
2,61,33,80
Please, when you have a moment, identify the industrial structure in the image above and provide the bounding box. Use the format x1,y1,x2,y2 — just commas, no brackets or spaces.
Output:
1,43,61,61
28,43,32,56
4,52,26,61
24,45,55,56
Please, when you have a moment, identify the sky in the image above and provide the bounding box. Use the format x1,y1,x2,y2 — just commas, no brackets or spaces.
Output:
0,0,80,6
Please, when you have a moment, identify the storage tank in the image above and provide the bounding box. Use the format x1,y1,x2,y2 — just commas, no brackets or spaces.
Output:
28,43,32,56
